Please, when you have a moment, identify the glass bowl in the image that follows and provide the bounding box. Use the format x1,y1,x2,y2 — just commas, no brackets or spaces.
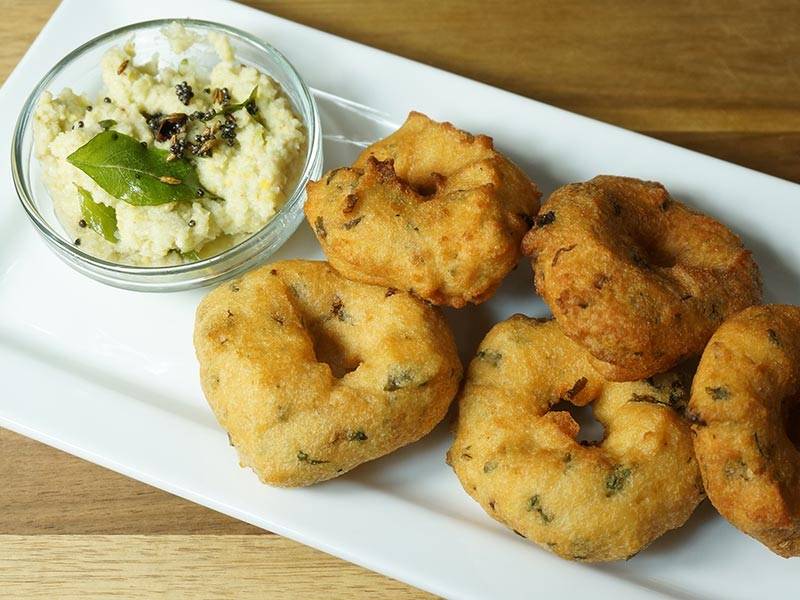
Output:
11,18,322,292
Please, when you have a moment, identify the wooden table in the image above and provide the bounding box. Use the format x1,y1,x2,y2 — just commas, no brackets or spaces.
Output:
1,1,798,597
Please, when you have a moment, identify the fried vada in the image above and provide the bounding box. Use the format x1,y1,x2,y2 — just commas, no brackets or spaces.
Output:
305,112,541,307
690,304,800,557
449,315,703,562
522,175,762,381
194,260,462,487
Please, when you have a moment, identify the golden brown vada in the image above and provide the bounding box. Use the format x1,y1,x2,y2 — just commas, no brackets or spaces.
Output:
522,175,762,381
690,304,800,557
305,112,541,307
194,260,462,487
449,315,703,562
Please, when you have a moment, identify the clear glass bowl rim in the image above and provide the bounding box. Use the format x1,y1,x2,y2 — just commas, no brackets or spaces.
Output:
11,17,322,278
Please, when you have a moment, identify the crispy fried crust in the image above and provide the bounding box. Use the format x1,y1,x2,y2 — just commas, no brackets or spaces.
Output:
194,260,462,487
449,316,703,562
305,112,541,307
690,305,800,557
522,175,762,381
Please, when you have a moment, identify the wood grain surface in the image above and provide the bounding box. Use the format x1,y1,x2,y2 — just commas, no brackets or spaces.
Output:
1,1,798,598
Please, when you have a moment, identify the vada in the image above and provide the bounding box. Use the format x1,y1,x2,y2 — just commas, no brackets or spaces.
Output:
690,304,800,557
194,260,462,486
522,175,761,381
305,112,541,307
449,315,703,561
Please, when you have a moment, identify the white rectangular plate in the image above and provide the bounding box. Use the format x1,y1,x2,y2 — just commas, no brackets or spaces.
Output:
2,1,799,598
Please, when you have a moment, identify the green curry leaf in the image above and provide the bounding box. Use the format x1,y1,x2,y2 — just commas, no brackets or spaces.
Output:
67,130,205,206
221,86,267,128
221,86,258,115
77,185,117,243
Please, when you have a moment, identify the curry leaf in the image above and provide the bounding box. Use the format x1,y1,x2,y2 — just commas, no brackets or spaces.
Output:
77,185,117,243
221,86,266,128
605,465,632,496
221,86,258,115
67,130,205,206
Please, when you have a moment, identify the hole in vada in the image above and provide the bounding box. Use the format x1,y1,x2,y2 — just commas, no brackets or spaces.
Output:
629,239,678,270
550,400,605,444
619,223,681,270
786,398,800,449
415,181,438,196
307,324,361,379
402,169,445,198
